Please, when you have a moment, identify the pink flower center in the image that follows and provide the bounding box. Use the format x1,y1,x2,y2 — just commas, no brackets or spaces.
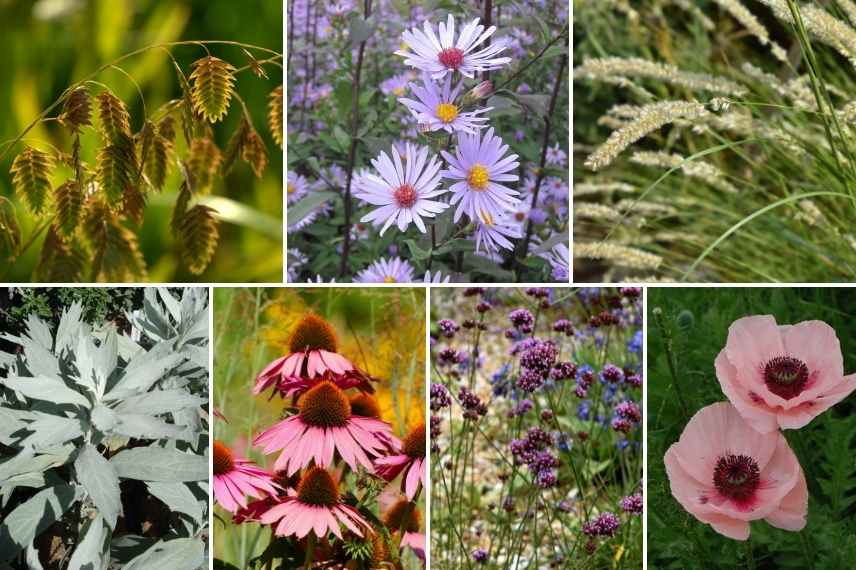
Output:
713,454,760,503
763,356,809,400
438,47,464,69
394,183,418,208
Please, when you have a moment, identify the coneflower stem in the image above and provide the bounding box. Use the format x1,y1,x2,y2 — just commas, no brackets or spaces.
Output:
340,0,372,277
517,53,568,262
304,532,316,569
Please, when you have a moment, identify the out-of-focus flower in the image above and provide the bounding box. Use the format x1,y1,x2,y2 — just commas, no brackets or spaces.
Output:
715,315,856,433
424,270,452,283
287,171,309,204
547,243,570,282
354,143,447,235
354,256,416,283
375,422,426,500
396,15,511,79
664,402,807,540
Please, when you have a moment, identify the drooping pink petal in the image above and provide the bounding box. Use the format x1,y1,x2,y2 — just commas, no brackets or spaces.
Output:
764,467,808,531
254,356,286,394
715,350,780,434
280,353,304,378
404,459,422,500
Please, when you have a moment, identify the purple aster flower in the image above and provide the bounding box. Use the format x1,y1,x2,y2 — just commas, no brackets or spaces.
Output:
354,143,447,235
396,15,511,79
514,129,525,141
399,74,492,134
380,71,414,96
547,243,569,282
528,207,548,225
286,248,308,283
545,142,567,166
473,210,521,254
517,82,532,94
354,257,415,283
442,127,520,223
424,270,451,283
287,171,309,204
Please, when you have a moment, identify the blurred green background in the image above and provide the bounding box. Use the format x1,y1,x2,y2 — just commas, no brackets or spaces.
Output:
213,287,426,567
648,288,856,569
0,0,283,282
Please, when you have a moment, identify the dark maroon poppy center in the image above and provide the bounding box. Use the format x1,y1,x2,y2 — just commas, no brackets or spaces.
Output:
763,356,809,400
713,454,760,503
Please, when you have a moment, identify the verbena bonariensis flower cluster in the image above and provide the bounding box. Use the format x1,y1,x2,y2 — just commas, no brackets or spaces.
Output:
214,312,425,568
431,287,643,568
665,315,856,540
286,1,570,283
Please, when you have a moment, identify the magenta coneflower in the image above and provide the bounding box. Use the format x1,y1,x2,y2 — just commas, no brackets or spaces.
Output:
213,440,280,513
260,466,373,539
353,143,447,235
254,313,372,398
396,15,510,79
399,74,491,134
441,127,520,223
254,381,396,476
375,422,426,500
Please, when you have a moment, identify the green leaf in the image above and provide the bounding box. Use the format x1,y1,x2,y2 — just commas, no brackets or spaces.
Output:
287,192,337,227
333,125,351,152
0,484,80,562
146,482,203,523
463,253,513,280
110,447,208,482
515,93,551,117
67,515,109,570
348,14,375,45
75,444,122,530
124,538,206,570
2,375,90,408
404,239,432,261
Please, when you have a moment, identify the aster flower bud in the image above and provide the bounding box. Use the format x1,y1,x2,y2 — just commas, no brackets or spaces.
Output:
464,80,493,103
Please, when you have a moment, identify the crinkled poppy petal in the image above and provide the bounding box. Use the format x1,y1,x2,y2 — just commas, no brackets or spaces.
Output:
764,466,808,532
715,350,779,434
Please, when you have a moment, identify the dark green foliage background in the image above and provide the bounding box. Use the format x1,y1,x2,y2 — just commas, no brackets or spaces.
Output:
0,0,283,282
647,287,856,569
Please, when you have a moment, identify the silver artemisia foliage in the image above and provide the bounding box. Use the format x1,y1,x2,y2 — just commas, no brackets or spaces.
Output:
0,289,210,569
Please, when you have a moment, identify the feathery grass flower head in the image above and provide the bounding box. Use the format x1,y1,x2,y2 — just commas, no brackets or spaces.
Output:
396,15,511,79
213,439,280,513
714,315,856,433
254,380,397,476
354,143,447,235
399,74,492,134
259,466,373,539
664,402,807,540
354,256,416,283
442,127,520,223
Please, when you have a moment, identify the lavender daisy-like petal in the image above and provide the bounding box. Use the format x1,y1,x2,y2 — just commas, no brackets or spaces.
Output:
354,256,416,283
354,143,448,235
287,171,309,204
399,74,492,134
441,127,520,223
473,210,521,254
395,15,511,79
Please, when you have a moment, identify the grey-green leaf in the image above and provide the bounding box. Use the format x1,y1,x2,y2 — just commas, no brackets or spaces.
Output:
0,484,79,562
106,343,183,399
1,375,90,408
24,314,53,351
67,514,109,570
146,482,203,523
18,415,84,449
75,444,122,529
55,301,84,355
113,389,205,416
123,538,205,570
113,414,186,440
110,447,207,482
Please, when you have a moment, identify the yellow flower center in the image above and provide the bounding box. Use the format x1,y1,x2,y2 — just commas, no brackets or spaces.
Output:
467,164,490,191
435,103,459,124
393,86,405,96
383,275,397,283
287,182,296,194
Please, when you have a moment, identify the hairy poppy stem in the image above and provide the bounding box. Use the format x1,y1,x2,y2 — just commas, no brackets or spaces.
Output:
653,307,690,419
340,0,373,278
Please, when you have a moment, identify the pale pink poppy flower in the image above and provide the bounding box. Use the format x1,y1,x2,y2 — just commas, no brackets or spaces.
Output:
715,315,856,433
260,466,373,539
254,381,397,476
375,422,426,500
213,440,280,513
253,313,374,398
664,402,807,540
